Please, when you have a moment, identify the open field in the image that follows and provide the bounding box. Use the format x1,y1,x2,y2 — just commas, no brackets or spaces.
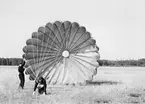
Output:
0,66,145,104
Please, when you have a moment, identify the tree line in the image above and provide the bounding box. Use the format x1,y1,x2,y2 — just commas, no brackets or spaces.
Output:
0,57,145,67
0,58,22,65
98,58,145,67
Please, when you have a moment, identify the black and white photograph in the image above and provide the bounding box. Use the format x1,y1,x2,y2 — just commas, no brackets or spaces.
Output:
0,0,145,104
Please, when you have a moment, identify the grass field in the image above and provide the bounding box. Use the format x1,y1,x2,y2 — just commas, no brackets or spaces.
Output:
0,66,145,104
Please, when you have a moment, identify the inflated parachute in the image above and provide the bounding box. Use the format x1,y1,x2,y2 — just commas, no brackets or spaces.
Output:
23,21,100,85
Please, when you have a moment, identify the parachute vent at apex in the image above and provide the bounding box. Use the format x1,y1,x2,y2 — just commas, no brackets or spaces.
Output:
23,21,100,85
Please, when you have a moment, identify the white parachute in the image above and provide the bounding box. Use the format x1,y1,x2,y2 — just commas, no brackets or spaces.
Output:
23,21,100,85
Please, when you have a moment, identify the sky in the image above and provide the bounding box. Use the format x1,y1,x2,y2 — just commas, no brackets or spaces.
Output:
0,0,145,60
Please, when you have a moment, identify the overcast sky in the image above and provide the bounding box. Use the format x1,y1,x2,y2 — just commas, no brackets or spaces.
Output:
0,0,145,60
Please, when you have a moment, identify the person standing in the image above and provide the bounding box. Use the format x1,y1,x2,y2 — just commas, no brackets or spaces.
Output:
18,60,25,89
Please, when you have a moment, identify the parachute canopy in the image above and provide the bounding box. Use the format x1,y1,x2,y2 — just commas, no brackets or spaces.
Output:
23,21,100,85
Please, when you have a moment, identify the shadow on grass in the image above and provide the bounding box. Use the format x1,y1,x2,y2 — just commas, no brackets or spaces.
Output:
94,99,111,104
86,80,121,86
129,93,141,98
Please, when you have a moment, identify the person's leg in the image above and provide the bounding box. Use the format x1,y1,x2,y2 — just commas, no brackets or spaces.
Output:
19,74,23,88
44,84,47,94
21,74,25,89
38,88,44,94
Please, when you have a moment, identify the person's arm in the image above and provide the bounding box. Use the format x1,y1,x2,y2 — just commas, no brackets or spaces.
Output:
34,81,38,91
33,81,38,95
22,61,26,67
